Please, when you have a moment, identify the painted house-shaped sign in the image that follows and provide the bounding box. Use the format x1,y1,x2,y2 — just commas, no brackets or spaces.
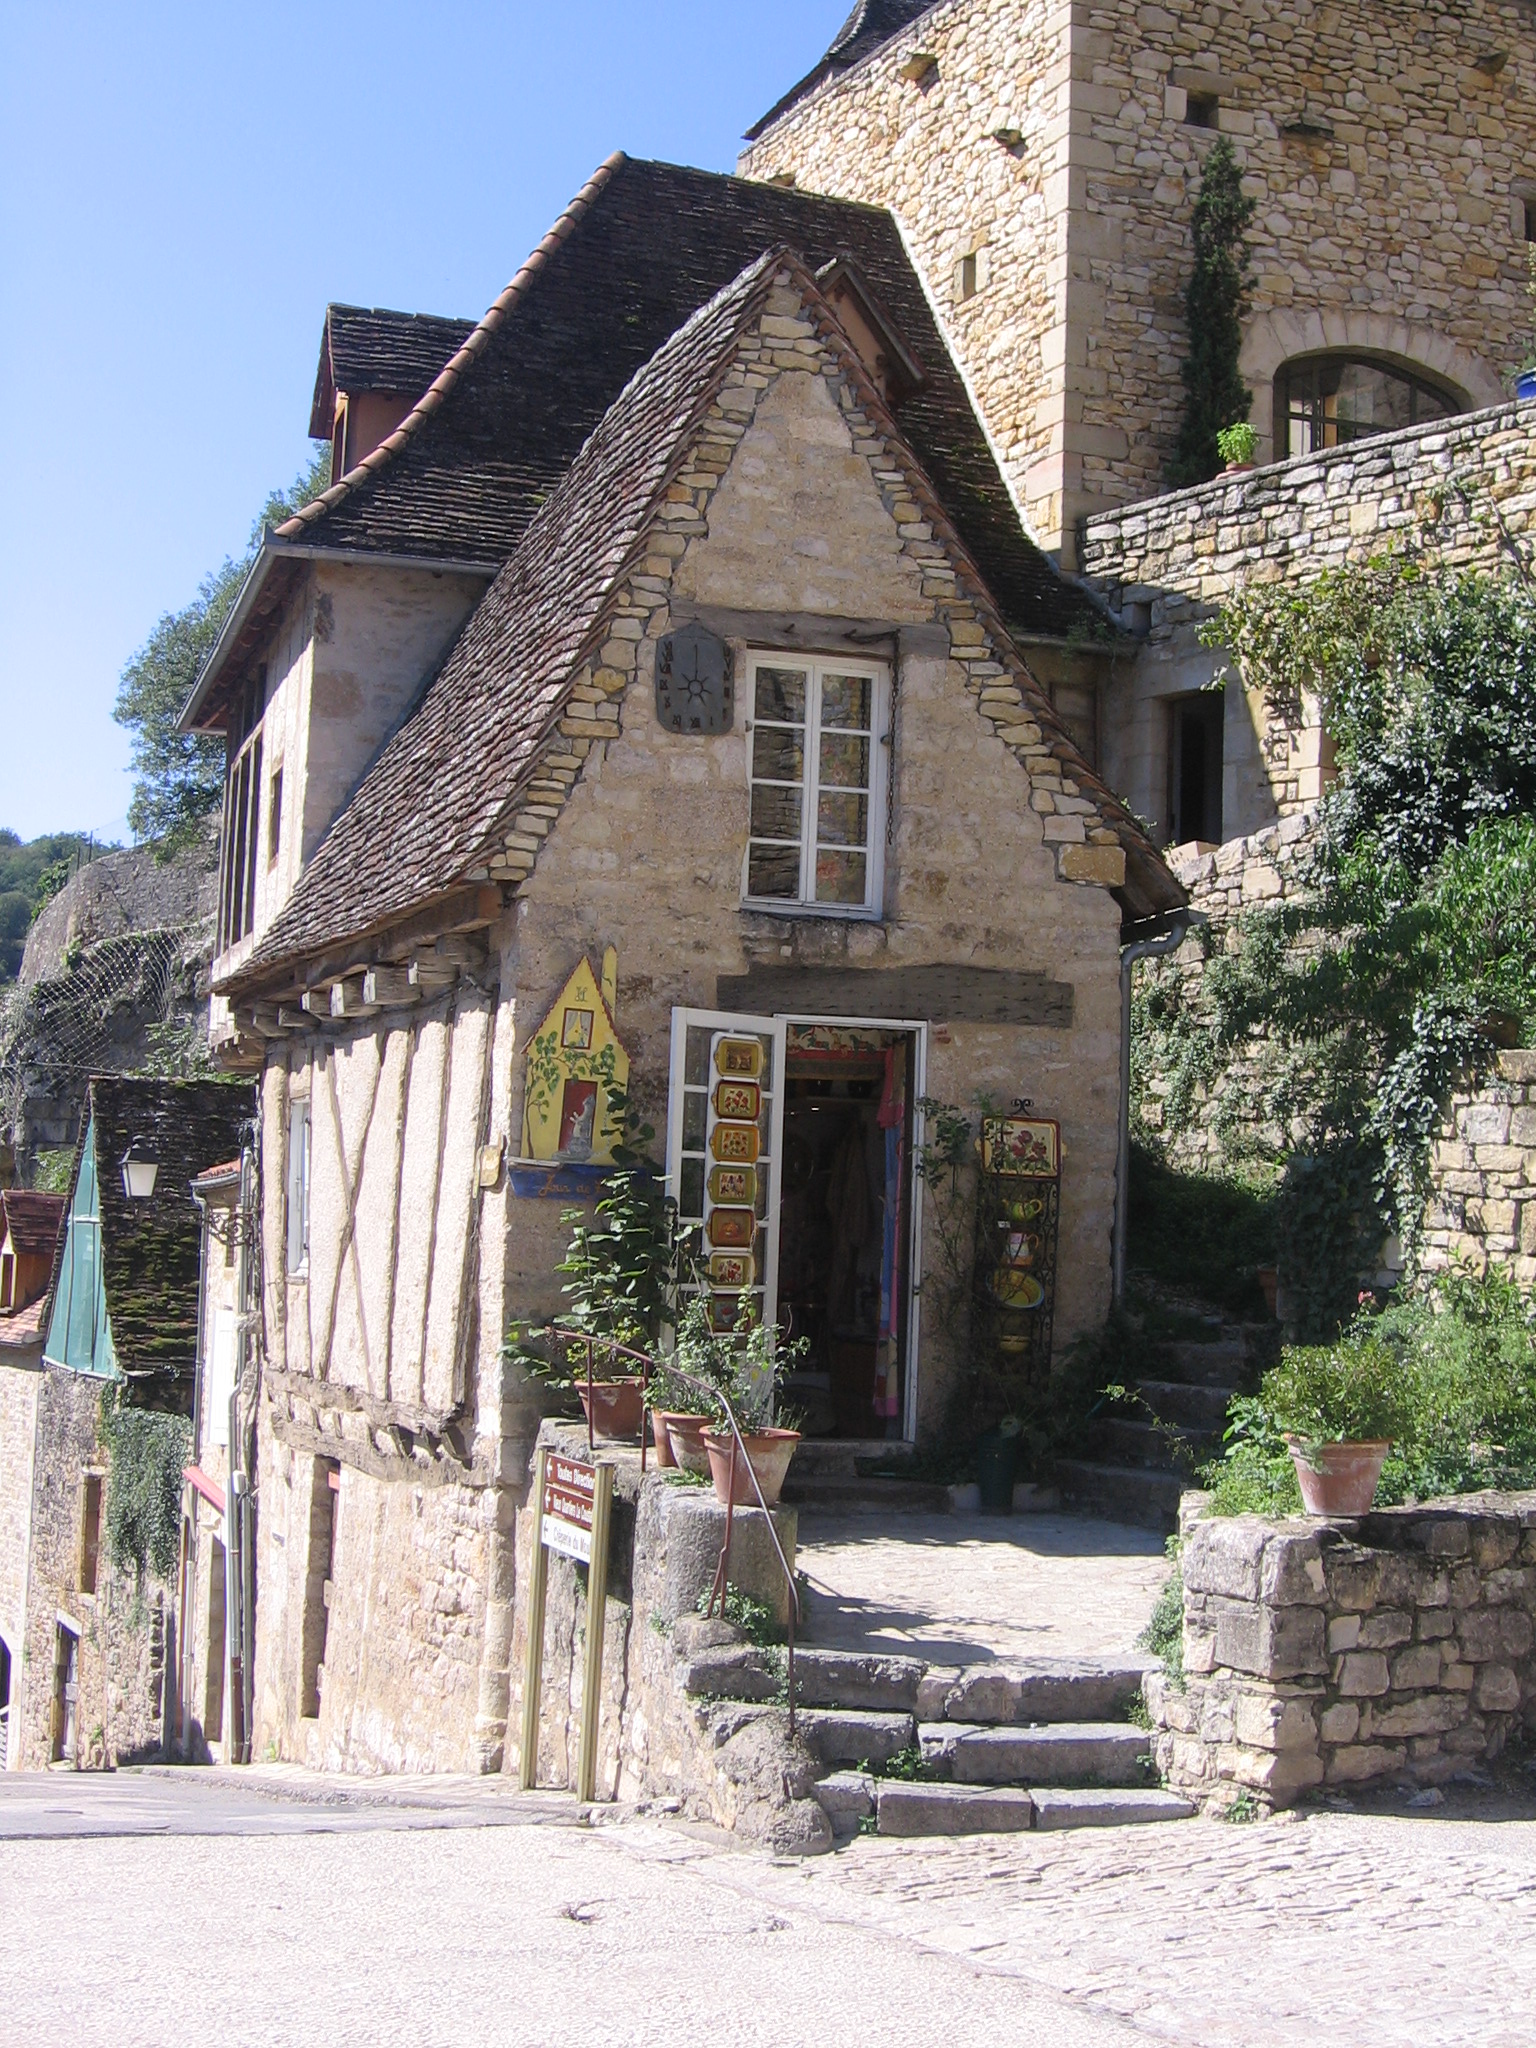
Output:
43,1078,252,1413
519,952,630,1171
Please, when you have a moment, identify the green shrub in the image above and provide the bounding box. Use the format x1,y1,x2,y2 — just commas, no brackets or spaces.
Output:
1126,1142,1278,1317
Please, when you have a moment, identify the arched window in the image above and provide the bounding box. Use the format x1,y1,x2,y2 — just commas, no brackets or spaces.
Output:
1276,354,1463,459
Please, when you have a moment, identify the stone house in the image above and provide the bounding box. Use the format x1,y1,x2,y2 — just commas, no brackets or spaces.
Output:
0,1077,249,1770
742,0,1536,848
184,157,1183,1774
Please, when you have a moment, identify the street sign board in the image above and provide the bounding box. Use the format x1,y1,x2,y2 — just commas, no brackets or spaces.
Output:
542,1454,596,1564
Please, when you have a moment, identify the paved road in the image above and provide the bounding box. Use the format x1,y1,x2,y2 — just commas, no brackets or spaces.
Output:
4,1767,1536,2045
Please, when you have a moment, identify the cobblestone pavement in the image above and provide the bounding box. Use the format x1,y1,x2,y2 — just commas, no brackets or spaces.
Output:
5,1768,1535,2044
795,1509,1168,1662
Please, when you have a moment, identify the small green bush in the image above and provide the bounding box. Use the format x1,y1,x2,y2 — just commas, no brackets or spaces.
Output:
1203,1269,1536,1512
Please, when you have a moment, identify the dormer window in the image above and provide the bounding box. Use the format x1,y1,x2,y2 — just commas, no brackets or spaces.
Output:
744,653,890,915
331,397,349,483
815,255,926,407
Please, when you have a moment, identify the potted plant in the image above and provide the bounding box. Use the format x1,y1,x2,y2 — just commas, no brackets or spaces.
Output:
1216,419,1258,475
645,1301,726,1472
699,1307,803,1509
1261,1326,1411,1516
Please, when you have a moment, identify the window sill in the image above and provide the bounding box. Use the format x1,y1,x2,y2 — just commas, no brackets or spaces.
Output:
739,900,885,926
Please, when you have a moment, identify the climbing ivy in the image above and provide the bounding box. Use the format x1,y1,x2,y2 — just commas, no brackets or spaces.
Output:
99,1386,188,1586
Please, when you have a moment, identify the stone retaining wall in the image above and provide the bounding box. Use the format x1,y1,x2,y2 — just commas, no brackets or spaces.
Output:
1149,1494,1536,1812
1422,1052,1536,1291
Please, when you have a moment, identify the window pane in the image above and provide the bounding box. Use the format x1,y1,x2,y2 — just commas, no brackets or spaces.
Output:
753,726,804,782
754,667,807,722
682,1091,707,1151
684,1028,712,1088
750,784,803,840
680,1157,704,1220
820,674,872,730
818,790,869,846
819,731,870,789
748,844,802,898
815,849,868,905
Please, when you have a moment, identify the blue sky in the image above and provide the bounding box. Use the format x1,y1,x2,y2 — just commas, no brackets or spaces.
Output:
0,2,843,844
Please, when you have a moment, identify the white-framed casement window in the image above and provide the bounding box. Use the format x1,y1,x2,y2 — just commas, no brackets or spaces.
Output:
286,1097,311,1277
744,652,891,915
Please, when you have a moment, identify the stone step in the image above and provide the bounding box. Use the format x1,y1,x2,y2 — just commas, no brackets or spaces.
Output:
1093,1415,1211,1473
1032,1788,1196,1830
799,1708,915,1768
781,1472,953,1513
919,1721,1154,1787
924,1658,1151,1726
792,1648,926,1712
1053,1460,1186,1532
1135,1379,1236,1431
1167,1337,1250,1385
867,1780,1195,1837
875,1781,1037,1837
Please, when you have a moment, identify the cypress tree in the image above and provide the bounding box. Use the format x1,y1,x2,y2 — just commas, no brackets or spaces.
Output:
1170,137,1257,487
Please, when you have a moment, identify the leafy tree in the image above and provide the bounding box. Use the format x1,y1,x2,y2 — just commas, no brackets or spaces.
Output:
1143,557,1536,1334
1170,137,1256,488
113,448,331,852
0,829,104,984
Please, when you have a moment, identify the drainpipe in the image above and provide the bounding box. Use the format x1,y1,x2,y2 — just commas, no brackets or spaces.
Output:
1114,911,1200,1304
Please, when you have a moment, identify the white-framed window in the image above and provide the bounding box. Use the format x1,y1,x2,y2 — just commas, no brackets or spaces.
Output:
286,1097,311,1277
743,652,890,915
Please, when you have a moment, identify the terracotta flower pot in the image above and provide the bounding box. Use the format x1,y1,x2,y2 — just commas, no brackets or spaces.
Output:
663,1414,714,1475
702,1426,801,1509
577,1379,645,1442
648,1406,676,1468
1286,1436,1390,1517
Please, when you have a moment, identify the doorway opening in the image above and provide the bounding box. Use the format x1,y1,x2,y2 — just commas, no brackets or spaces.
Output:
52,1621,79,1765
1168,690,1224,847
775,1025,915,1442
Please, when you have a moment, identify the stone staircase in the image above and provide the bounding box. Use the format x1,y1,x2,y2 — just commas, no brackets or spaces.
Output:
1057,1311,1266,1532
779,1438,952,1514
674,1628,1194,1840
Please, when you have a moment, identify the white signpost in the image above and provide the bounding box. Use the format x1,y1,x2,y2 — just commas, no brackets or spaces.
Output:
518,1446,615,1802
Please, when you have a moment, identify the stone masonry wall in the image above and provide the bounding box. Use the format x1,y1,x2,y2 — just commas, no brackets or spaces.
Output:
1151,1495,1536,1812
1085,402,1536,841
747,1,1532,553
1422,1052,1536,1291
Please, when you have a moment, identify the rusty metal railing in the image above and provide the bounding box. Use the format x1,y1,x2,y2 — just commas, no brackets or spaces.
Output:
539,1325,800,1735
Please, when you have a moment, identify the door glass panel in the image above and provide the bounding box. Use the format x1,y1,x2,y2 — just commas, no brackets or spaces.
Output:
818,791,869,846
820,673,872,729
752,725,805,781
815,850,867,904
748,844,801,899
754,667,807,722
750,784,803,839
819,731,870,789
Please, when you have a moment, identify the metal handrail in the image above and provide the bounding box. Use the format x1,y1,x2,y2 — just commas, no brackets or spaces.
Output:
540,1324,801,1735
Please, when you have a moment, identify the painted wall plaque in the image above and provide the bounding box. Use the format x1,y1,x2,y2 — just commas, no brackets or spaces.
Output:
710,1122,760,1165
707,1164,757,1206
706,1207,757,1250
520,951,630,1167
715,1037,763,1080
712,1080,760,1121
708,1250,755,1289
656,623,734,735
981,1117,1060,1178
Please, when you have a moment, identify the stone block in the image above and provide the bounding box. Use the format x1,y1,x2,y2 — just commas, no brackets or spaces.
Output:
1058,842,1126,886
1469,1523,1521,1572
1319,1702,1360,1744
876,1782,1035,1837
813,1769,874,1840
1416,1610,1454,1640
1336,1652,1390,1697
1370,1694,1465,1738
1474,1663,1521,1712
1360,1610,1413,1650
1183,1520,1266,1601
1205,1594,1328,1680
1328,1615,1362,1653
1327,1557,1383,1610
1260,1532,1327,1607
1325,1742,1406,1785
1440,1661,1475,1692
1458,1608,1534,1661
1232,1690,1320,1754
1482,1567,1534,1605
1389,1644,1443,1690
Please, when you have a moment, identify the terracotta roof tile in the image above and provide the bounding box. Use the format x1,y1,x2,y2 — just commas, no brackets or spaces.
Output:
747,1,939,139
1,1189,66,1257
309,305,477,439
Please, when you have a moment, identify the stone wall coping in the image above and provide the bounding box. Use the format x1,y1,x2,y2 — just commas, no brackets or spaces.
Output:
1082,396,1534,548
1498,1049,1536,1085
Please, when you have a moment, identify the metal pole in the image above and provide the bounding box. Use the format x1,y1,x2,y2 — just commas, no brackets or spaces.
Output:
575,1464,614,1805
518,1448,550,1791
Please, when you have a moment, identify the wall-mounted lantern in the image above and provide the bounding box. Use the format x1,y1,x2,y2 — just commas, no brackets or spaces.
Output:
120,1144,159,1201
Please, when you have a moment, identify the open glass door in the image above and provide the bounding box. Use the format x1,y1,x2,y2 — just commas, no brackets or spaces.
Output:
666,1010,787,1334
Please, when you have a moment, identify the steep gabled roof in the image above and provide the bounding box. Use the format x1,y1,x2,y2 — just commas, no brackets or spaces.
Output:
227,251,1180,988
236,253,791,980
308,305,477,439
1,1189,66,1258
185,155,1106,737
746,0,940,139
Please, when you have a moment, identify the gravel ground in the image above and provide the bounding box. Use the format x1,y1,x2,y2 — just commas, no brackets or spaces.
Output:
4,1767,1536,2046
